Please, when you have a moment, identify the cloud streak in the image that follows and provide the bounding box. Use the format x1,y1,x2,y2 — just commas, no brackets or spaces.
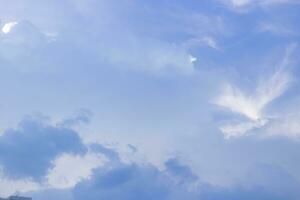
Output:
219,0,300,10
214,45,294,138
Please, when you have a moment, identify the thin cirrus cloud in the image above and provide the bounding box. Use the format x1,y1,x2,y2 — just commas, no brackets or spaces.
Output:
184,36,220,50
214,45,295,138
219,0,300,10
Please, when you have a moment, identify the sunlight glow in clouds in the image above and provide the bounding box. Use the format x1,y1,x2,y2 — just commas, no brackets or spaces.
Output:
1,21,18,34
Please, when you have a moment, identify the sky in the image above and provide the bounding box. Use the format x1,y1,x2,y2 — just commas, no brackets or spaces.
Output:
0,0,300,199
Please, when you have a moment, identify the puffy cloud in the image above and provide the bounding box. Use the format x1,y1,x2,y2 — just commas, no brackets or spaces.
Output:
69,157,300,200
0,115,86,181
164,158,198,184
20,143,300,200
90,144,120,163
0,1,299,200
46,152,105,189
0,175,39,197
73,163,171,200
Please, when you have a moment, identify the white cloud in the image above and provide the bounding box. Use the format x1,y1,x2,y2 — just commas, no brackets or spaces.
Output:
1,21,18,34
214,45,295,138
46,153,106,189
188,54,197,64
220,119,268,139
219,0,300,10
215,83,263,121
0,170,39,197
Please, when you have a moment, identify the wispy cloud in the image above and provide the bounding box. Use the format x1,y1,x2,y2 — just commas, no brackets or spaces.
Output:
257,22,296,37
219,0,300,11
214,45,295,138
184,36,220,50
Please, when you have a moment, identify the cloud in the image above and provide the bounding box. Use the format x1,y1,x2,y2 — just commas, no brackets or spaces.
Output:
22,144,300,200
188,55,197,64
225,0,252,8
90,144,120,163
0,0,236,75
69,157,300,200
184,36,220,50
72,163,171,200
0,1,299,199
0,114,121,194
219,0,300,10
0,3,197,75
257,22,296,37
58,109,92,128
0,115,87,181
214,45,294,138
0,175,40,197
164,158,198,184
214,66,290,122
101,37,195,75
29,188,73,200
219,120,268,138
0,20,49,63
1,21,18,34
264,114,300,138
46,152,105,188
56,142,300,200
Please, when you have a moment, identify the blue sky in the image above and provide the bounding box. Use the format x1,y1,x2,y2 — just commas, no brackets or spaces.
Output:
0,0,300,199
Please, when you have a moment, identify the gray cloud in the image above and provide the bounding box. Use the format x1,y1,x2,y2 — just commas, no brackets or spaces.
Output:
71,158,299,200
0,115,86,181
